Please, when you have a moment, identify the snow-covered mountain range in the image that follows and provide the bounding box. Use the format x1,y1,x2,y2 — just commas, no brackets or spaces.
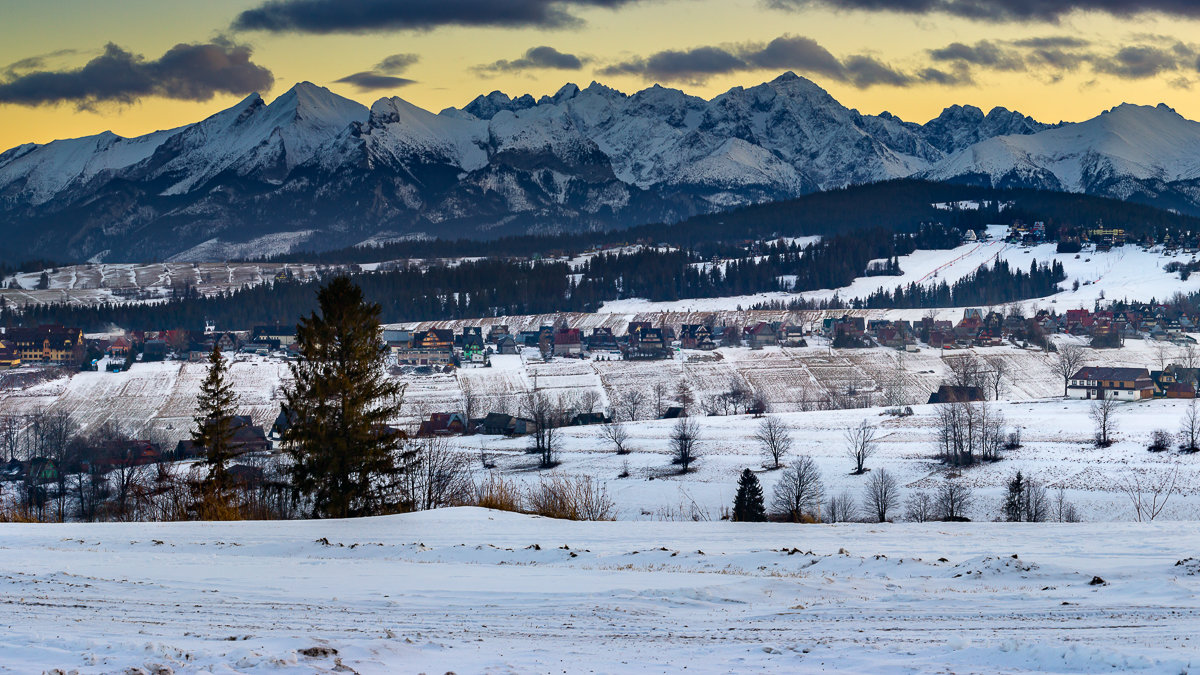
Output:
1,72,1197,261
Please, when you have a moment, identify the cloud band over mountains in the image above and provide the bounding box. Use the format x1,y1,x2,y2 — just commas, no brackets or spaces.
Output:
233,0,648,33
598,35,911,86
769,0,1200,23
0,41,273,108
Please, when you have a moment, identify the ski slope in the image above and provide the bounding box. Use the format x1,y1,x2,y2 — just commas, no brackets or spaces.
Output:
600,225,1200,313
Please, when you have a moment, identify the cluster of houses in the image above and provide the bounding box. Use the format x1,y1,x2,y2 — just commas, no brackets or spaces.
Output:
382,320,810,367
822,305,1200,352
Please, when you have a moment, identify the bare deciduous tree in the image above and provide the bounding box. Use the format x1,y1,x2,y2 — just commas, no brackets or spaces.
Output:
825,491,858,523
600,422,631,455
407,437,474,510
1120,469,1178,522
754,415,792,470
863,468,900,523
946,353,983,389
934,479,974,521
844,420,877,475
935,400,1006,465
1052,344,1086,397
1090,397,1118,447
670,417,701,473
522,389,563,468
651,382,669,419
982,359,1010,401
458,377,479,434
617,389,646,422
578,389,602,416
1180,398,1200,452
1053,486,1081,522
904,490,935,523
771,454,824,522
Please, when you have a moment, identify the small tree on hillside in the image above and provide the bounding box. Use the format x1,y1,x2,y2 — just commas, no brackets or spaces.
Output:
772,454,824,522
863,468,900,523
284,277,412,519
670,416,701,473
1053,344,1085,397
934,479,974,521
732,469,767,522
1002,471,1026,522
191,345,240,518
600,421,630,455
754,415,792,470
844,420,877,475
1180,398,1200,452
1090,397,1118,447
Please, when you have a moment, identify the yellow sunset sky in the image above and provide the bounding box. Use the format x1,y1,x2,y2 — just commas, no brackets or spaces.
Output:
3,0,1200,150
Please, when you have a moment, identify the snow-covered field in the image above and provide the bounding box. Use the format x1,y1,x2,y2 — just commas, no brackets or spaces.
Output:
2,508,1199,673
459,396,1200,523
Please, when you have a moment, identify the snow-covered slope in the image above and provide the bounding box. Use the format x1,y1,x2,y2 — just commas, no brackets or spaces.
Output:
925,103,1200,201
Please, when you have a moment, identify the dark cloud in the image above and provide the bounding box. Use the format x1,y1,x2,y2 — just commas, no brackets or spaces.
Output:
1010,36,1090,49
375,53,419,73
928,36,1198,82
2,49,78,78
334,71,416,90
600,46,744,82
233,0,644,33
335,52,419,91
767,0,1200,23
1093,45,1183,78
0,41,273,108
929,41,1024,70
743,35,844,79
917,66,972,85
476,46,585,73
599,35,909,87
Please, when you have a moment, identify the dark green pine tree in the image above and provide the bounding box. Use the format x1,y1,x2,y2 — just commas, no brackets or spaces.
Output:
733,469,767,522
1003,471,1026,522
284,277,412,519
192,345,239,516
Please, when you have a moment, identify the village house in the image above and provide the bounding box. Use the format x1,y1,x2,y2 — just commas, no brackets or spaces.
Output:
460,328,487,365
2,325,84,366
495,335,520,355
0,342,19,369
679,324,715,350
586,327,619,353
777,322,807,347
395,329,454,366
174,416,270,459
1067,367,1154,401
251,324,298,348
480,413,537,436
927,385,985,404
417,412,468,437
553,328,583,356
746,322,778,349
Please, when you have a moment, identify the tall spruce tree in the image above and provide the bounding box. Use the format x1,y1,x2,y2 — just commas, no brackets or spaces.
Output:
191,345,240,517
284,277,411,519
1003,471,1026,522
733,469,767,522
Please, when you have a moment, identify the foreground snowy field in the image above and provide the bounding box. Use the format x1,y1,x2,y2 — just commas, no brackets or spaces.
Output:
2,508,1198,673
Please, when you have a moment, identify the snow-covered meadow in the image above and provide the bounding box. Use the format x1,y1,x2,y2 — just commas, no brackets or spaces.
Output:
2,509,1199,673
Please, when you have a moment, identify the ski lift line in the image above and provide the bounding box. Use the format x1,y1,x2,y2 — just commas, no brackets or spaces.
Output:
913,239,1003,285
